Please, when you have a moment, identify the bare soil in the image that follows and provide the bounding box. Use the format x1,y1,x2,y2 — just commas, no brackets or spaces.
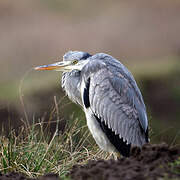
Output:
0,173,61,180
0,143,179,180
69,143,180,180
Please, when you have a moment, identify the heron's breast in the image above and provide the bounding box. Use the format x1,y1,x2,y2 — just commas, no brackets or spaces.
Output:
84,108,116,153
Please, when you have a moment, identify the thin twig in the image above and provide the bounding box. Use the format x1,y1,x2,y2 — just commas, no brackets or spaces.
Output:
19,68,33,129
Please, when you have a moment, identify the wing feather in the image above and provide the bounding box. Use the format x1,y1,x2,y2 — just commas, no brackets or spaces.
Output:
81,58,148,148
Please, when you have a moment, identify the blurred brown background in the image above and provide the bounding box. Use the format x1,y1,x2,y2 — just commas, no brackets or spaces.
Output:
0,0,180,144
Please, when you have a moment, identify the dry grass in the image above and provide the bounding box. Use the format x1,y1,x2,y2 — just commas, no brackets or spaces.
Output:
0,116,110,179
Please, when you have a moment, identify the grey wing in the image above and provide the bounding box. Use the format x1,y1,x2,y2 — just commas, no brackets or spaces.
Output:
82,60,148,147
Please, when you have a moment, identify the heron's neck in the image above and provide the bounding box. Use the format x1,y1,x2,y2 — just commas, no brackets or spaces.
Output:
61,71,83,106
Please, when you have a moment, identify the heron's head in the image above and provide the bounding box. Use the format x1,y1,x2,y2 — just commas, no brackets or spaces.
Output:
35,51,91,72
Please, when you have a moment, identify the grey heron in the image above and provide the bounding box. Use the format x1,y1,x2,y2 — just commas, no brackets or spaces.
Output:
35,51,149,157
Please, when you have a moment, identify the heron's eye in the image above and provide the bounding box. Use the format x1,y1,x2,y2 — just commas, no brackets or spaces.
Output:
72,60,78,65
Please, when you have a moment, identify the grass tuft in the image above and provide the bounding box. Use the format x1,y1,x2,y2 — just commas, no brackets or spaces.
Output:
0,117,109,178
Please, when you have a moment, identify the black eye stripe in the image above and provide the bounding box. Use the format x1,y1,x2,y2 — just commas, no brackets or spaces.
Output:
80,53,92,60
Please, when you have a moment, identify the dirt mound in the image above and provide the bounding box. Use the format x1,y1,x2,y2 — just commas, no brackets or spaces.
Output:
70,143,180,180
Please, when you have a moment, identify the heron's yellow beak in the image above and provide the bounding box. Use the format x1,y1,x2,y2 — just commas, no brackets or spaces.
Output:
34,61,72,71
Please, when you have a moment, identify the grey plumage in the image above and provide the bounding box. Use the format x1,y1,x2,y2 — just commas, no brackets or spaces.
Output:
36,51,149,157
62,51,149,152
